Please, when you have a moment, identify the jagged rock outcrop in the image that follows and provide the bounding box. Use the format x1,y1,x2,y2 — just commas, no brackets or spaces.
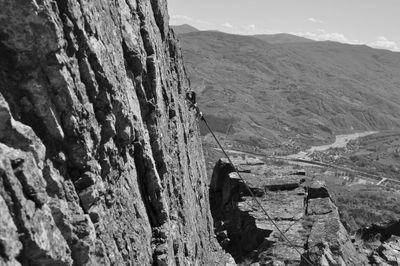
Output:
0,0,230,265
210,159,369,265
368,236,400,265
359,220,400,265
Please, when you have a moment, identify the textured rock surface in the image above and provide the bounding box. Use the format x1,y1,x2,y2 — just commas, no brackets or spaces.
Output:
210,159,369,265
0,0,229,265
360,221,400,265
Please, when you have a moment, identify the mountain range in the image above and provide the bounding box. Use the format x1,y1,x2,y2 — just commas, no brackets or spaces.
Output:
172,24,199,34
172,25,400,153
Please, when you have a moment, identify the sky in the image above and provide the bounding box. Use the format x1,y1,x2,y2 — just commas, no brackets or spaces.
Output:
168,0,400,52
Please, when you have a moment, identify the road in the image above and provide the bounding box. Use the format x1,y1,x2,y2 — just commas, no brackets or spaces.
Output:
214,131,400,191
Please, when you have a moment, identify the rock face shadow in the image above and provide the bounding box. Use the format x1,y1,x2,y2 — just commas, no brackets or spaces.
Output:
209,158,371,265
209,160,273,262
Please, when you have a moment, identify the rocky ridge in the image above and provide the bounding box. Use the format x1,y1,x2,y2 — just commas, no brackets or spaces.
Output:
209,158,399,265
0,0,229,265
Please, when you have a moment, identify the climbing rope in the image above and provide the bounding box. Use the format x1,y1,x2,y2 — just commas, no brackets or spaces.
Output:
200,115,315,266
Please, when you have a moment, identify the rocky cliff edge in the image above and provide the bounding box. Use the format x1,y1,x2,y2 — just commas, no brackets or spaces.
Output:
209,158,389,265
0,0,229,265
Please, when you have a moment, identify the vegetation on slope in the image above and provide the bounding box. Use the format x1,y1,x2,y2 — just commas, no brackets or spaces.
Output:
177,30,400,151
326,182,400,233
311,131,400,232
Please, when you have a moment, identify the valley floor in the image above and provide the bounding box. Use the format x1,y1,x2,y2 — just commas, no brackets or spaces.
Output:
209,130,400,192
205,130,400,236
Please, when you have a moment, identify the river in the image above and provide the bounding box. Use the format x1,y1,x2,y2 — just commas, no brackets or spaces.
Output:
286,131,378,160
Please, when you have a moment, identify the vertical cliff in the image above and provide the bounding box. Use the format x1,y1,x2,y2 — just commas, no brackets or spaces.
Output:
0,0,226,265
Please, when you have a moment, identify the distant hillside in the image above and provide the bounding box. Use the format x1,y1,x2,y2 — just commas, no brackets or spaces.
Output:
254,33,314,44
178,30,400,152
171,24,199,34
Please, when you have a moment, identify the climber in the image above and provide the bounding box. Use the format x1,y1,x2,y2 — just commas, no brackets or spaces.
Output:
186,91,203,119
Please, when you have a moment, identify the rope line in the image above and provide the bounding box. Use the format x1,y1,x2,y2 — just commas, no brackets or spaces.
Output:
200,115,315,266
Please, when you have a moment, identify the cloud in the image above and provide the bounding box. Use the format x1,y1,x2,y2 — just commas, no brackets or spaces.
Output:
293,29,361,44
223,24,259,35
293,31,399,52
218,23,274,36
308,17,323,23
222,22,233,28
196,19,212,25
170,14,212,27
171,14,193,21
370,36,399,51
236,24,258,34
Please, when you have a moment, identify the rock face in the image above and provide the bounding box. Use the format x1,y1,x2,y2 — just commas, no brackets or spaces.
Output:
0,1,226,265
210,159,369,265
359,221,400,265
